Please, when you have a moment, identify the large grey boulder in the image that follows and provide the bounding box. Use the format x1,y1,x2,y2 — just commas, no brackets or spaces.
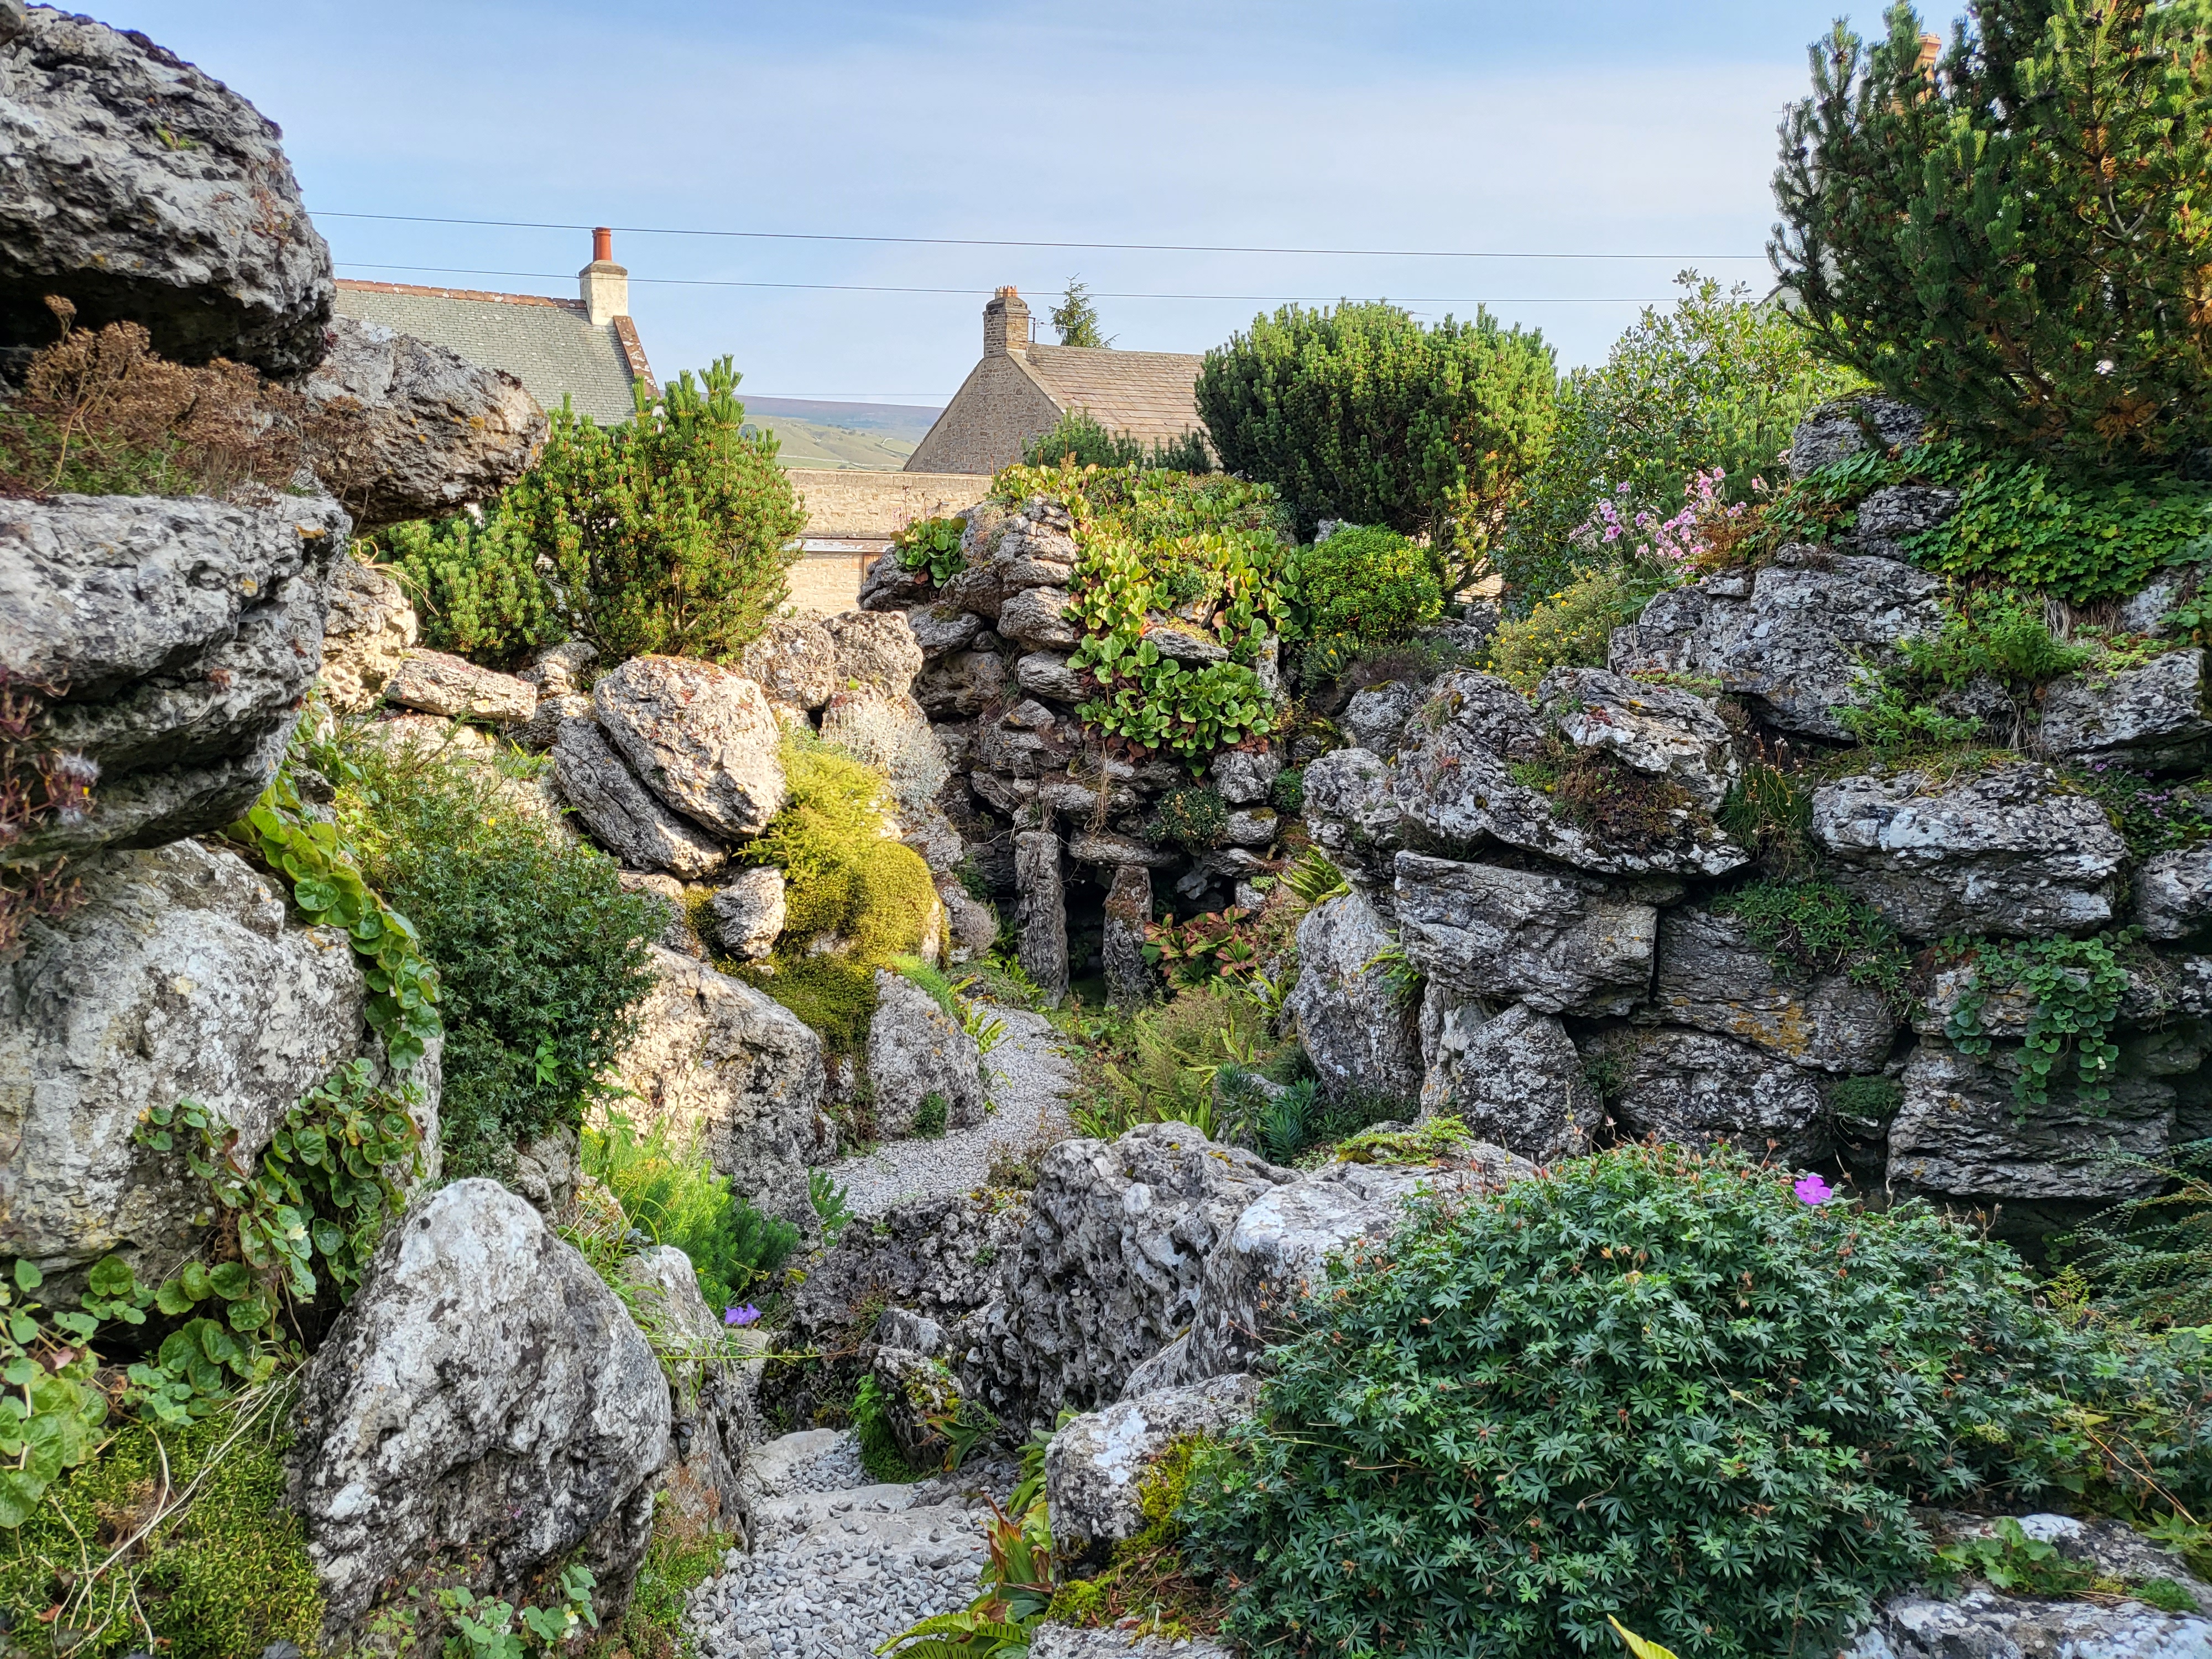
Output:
867,969,985,1139
2039,649,2212,770
2141,846,2212,941
0,8,333,376
1300,746,1406,884
1287,889,1423,1103
1341,680,1421,754
299,314,545,530
996,585,1081,651
1585,1027,1832,1165
0,838,435,1288
915,648,1006,718
550,711,729,880
609,945,827,1231
1419,997,1600,1162
289,1181,670,1638
825,609,925,697
594,655,787,841
1647,906,1901,1072
1537,666,1738,811
1609,551,1947,741
622,1244,755,1538
968,1124,1294,1426
2,492,349,858
1787,396,1928,477
1016,829,1070,1003
317,554,418,714
1046,1373,1261,1559
1813,762,2129,938
382,648,535,724
1850,1585,2212,1659
819,687,950,815
1394,852,1657,1016
708,866,786,960
738,617,838,714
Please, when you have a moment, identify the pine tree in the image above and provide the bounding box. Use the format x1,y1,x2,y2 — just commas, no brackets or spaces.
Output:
1772,0,2212,463
1051,279,1112,348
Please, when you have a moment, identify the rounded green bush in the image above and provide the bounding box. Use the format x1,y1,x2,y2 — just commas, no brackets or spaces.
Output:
1182,1142,2212,1659
1288,525,1443,649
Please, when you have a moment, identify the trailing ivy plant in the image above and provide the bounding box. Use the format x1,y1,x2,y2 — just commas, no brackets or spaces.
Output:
892,515,968,588
0,1258,136,1526
1942,932,2135,1114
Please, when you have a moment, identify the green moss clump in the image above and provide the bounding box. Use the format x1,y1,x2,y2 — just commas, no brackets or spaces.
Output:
0,1390,324,1658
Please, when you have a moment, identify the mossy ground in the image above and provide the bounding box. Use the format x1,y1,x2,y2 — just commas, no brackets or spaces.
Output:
1046,1435,1222,1639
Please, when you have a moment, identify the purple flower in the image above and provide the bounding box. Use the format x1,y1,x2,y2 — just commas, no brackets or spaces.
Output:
1793,1173,1834,1207
724,1304,761,1327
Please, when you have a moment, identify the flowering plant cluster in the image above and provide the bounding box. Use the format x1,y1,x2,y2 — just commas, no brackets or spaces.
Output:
1583,467,1748,572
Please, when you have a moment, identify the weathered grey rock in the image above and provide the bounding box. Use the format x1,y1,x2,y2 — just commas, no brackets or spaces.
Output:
508,1123,579,1215
1418,997,1599,1162
3,492,349,858
622,1244,755,1537
1537,665,1739,811
1609,551,1947,741
2039,649,2212,769
1030,1630,1234,1659
524,638,598,700
1068,830,1180,869
1647,906,1901,1071
0,838,436,1288
300,314,544,529
915,648,1006,718
977,697,1074,779
593,655,787,841
996,585,1080,650
317,554,418,714
1047,1373,1260,1557
859,550,930,612
819,688,950,815
867,1344,959,1468
968,1124,1293,1426
2141,847,2212,941
825,609,925,697
609,945,827,1230
937,874,998,962
550,712,728,880
2123,568,2201,638
1145,617,1230,664
738,617,838,712
904,602,983,661
1015,649,1089,702
1342,680,1421,753
1301,746,1406,880
1787,396,1928,478
1212,747,1282,806
1848,483,1959,557
708,866,786,960
1813,762,2129,938
868,969,985,1139
1288,889,1424,1102
1015,830,1069,1004
517,690,588,753
1224,806,1279,846
1103,864,1155,1008
290,1182,670,1637
1394,852,1657,1016
1586,1027,1832,1165
0,8,333,376
382,648,535,724
899,797,966,876
1888,1041,2172,1205
614,870,700,958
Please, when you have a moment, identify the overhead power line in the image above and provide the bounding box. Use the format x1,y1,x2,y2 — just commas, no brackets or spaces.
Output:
317,210,1769,264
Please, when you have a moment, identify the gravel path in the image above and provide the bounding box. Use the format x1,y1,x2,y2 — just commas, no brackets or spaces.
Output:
821,1004,1075,1217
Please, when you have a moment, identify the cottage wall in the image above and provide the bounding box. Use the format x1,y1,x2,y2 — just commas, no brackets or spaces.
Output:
904,354,1062,476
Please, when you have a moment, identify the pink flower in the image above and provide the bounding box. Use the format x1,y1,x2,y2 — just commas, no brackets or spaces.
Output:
1793,1173,1834,1207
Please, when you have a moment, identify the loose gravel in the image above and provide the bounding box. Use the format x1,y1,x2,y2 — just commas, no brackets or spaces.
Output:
822,1003,1075,1217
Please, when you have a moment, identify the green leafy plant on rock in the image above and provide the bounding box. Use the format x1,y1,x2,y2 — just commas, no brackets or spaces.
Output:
1712,877,1911,1004
372,513,559,666
582,1112,799,1313
1943,932,2135,1113
1284,525,1443,654
893,515,969,588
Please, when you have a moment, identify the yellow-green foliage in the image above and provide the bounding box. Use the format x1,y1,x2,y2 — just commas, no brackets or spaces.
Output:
1047,1435,1217,1638
1487,567,1644,692
0,1388,324,1658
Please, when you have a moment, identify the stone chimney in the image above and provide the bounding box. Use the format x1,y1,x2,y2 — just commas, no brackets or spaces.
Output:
580,226,629,326
983,286,1031,356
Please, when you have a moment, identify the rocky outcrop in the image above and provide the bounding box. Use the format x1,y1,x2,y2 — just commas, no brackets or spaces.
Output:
825,611,925,697
593,655,787,841
1046,1373,1260,1559
1287,889,1423,1103
382,648,536,724
290,1181,670,1637
0,7,333,376
708,866,786,960
739,617,838,713
867,969,985,1139
1103,864,1155,1008
2,492,350,858
1301,747,1405,884
1813,763,2130,938
609,946,828,1231
1341,680,1420,753
997,585,1081,651
1646,906,1901,1071
1584,1027,1832,1165
317,555,418,714
551,712,729,880
0,838,435,1288
1787,396,1928,477
2038,648,2212,770
299,314,545,529
622,1244,755,1538
1418,998,1600,1162
915,647,1006,718
1394,853,1657,1016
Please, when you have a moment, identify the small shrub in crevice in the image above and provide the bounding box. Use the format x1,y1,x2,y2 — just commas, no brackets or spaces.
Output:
1828,1073,1905,1131
892,514,969,588
913,1091,950,1139
372,513,559,666
1715,750,1817,874
1269,765,1305,814
1712,877,1910,1004
583,1112,799,1313
1145,786,1229,851
851,1374,930,1485
1486,567,1646,692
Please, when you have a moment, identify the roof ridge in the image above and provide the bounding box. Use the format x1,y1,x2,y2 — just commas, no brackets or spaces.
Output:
334,278,586,312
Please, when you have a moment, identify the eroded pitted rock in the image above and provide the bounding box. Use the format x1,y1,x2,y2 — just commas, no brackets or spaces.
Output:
868,969,985,1139
1812,762,2129,938
2038,648,2212,770
1536,666,1738,811
738,617,838,713
0,8,333,375
826,610,926,697
1342,680,1422,754
1647,906,1901,1072
318,554,418,714
915,649,1008,718
708,867,786,961
1299,747,1406,884
906,603,983,661
2140,846,2212,941
1418,997,1600,1162
1047,1374,1260,1561
996,586,1081,651
1287,889,1423,1103
290,1182,670,1639
383,648,536,724
1394,852,1657,1016
1787,395,1928,477
593,655,787,841
622,1244,756,1539
1583,1027,1831,1166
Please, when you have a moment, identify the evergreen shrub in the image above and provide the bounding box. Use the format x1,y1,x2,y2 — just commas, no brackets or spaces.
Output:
1285,525,1443,651
373,513,559,666
1183,1143,2212,1659
583,1113,800,1312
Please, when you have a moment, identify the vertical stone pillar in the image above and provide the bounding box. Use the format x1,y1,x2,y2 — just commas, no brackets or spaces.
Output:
1102,864,1155,1009
1014,829,1068,1005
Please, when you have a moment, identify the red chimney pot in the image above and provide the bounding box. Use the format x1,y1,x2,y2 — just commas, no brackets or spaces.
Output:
593,227,613,263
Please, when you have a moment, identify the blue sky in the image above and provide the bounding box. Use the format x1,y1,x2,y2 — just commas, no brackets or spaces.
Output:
114,1,1909,403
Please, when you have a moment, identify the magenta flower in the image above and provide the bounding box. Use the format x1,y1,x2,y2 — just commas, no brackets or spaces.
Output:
1793,1173,1834,1207
724,1304,761,1327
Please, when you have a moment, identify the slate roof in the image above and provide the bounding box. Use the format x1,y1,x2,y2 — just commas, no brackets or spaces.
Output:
1015,344,1206,451
332,280,654,426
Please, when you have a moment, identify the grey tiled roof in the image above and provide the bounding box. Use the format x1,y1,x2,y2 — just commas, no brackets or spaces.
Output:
1017,345,1207,450
333,281,648,426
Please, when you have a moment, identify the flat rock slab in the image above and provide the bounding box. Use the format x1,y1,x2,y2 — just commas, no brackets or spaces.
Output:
1584,1026,1831,1166
383,648,535,723
1647,906,1900,1072
2039,648,2212,770
550,709,729,880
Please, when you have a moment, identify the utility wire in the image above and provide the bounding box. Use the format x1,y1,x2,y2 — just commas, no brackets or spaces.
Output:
317,210,1768,263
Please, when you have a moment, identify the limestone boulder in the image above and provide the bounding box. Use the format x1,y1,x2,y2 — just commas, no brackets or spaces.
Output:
2140,846,2212,941
1047,1374,1261,1559
1103,864,1155,1008
868,969,985,1140
1812,762,2129,938
1212,747,1282,806
859,550,931,612
738,617,838,713
1015,650,1089,703
1342,680,1421,753
289,1182,670,1638
550,711,728,880
1585,1027,1832,1165
937,874,998,962
826,609,925,697
0,7,333,376
3,492,349,858
1537,665,1739,811
317,555,418,714
708,867,786,961
1393,852,1657,1017
1848,483,1960,558
299,314,544,529
608,945,827,1231
866,1344,960,1468
1647,905,1901,1072
1069,830,1180,869
915,649,1007,718
2038,649,2212,770
507,1123,580,1216
1287,889,1423,1103
1224,806,1278,846
977,697,1076,779
905,602,983,661
1031,1632,1233,1659
382,648,535,724
819,688,950,815
622,1244,755,1537
1300,747,1406,884
593,655,787,841
996,585,1080,651
1016,830,1069,1003
1418,997,1600,1162
1787,396,1928,477
523,638,599,700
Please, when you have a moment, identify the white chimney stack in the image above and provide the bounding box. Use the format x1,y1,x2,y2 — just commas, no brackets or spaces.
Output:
580,226,628,325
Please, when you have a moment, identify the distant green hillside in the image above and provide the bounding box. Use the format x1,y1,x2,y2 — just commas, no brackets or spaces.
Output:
748,416,917,471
